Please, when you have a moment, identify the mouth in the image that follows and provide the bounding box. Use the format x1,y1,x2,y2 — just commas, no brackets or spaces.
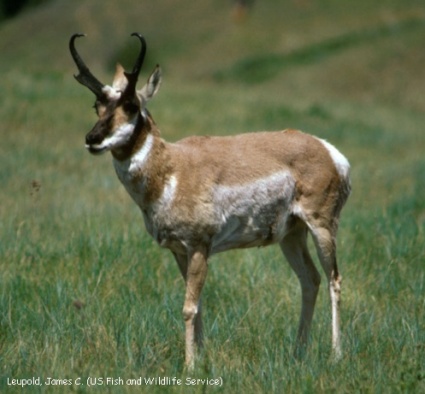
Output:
85,144,107,155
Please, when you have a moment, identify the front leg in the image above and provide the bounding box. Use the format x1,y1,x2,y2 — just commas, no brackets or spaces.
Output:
173,249,208,368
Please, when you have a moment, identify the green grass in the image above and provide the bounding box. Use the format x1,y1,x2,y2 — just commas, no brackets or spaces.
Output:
214,15,425,84
1,0,425,392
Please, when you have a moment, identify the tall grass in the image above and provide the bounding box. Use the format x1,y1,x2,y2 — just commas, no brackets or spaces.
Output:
1,0,425,392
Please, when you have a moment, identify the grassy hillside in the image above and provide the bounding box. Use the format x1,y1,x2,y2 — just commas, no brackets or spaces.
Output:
1,0,424,392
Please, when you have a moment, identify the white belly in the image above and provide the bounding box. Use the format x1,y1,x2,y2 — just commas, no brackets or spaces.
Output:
140,171,296,255
210,171,296,254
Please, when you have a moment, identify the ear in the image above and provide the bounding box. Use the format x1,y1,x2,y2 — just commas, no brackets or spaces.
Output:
112,63,128,91
137,65,162,105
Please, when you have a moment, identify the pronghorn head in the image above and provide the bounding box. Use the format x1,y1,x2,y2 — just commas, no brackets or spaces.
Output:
69,33,161,156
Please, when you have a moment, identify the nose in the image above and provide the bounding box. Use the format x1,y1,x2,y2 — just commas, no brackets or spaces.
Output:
85,130,103,145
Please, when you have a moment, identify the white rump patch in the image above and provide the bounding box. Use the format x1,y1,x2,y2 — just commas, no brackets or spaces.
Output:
317,138,350,179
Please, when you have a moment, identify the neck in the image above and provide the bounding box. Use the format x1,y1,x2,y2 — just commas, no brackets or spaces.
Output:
111,112,155,162
112,112,171,208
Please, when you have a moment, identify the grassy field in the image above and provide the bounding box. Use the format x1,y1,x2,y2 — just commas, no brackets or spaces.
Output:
1,0,424,392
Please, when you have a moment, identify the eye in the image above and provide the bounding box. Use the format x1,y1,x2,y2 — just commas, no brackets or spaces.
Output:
123,101,139,115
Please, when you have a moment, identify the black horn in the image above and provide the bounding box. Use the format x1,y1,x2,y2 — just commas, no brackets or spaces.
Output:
130,33,147,76
122,33,147,94
69,33,105,98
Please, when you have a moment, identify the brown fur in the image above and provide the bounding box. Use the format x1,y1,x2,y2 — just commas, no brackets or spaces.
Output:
124,129,344,235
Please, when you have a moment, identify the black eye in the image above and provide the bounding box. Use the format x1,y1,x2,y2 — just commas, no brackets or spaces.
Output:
123,101,139,114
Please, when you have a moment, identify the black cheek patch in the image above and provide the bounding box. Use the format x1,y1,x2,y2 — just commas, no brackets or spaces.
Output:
86,114,114,145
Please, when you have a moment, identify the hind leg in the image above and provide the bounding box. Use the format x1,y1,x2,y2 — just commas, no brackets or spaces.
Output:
309,223,342,360
280,221,321,355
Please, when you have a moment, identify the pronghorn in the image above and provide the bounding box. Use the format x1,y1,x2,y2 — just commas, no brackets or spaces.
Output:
69,33,351,368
